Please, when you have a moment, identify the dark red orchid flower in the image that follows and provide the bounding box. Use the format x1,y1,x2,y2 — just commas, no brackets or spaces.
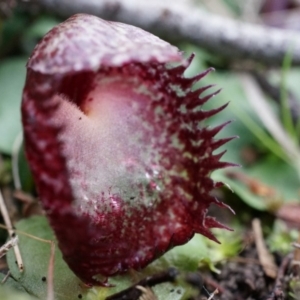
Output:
22,14,235,286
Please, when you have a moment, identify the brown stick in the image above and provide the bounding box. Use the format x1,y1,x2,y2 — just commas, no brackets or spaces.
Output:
252,218,278,278
20,0,300,66
0,189,23,272
265,253,292,300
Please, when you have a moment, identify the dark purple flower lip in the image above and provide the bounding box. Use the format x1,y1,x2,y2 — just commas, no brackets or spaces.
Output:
22,13,235,286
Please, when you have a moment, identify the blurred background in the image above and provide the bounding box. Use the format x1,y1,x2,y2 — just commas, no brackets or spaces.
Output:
0,0,300,299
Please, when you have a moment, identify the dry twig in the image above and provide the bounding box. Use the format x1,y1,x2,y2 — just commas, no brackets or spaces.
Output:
20,0,300,66
0,189,23,272
46,241,55,300
0,235,18,258
1,270,11,284
207,288,219,300
252,218,278,278
266,253,292,300
136,286,158,300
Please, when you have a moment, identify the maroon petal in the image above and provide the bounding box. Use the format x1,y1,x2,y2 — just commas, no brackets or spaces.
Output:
22,13,234,286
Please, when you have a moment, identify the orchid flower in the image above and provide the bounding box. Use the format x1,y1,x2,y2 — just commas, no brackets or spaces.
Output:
22,14,234,286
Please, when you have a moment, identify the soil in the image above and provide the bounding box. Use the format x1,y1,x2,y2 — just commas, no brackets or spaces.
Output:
205,243,289,300
107,238,292,300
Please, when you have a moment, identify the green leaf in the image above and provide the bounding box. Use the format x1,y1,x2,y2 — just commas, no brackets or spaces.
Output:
213,170,268,211
6,216,86,300
6,216,221,300
214,155,299,211
246,157,299,202
0,57,27,154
